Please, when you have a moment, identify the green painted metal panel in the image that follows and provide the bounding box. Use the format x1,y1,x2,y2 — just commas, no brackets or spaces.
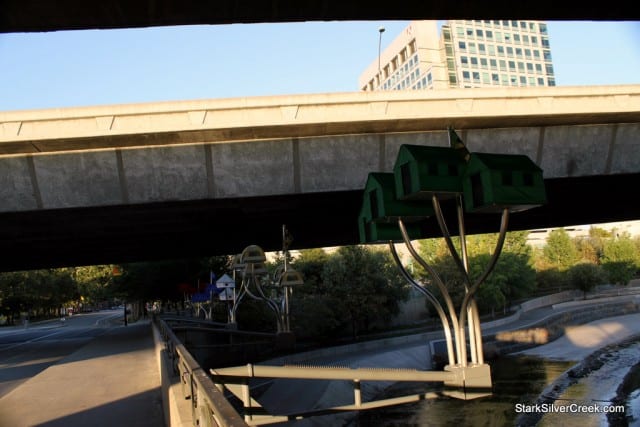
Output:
361,172,433,223
462,152,546,213
393,145,464,200
358,217,423,244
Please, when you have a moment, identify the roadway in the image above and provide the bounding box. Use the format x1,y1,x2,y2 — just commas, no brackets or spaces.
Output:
0,310,123,398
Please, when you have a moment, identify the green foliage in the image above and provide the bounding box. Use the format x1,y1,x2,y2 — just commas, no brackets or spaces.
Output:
535,267,570,291
568,262,608,297
574,227,612,264
0,269,76,324
290,246,408,340
601,234,639,285
73,265,115,306
543,229,580,270
321,246,408,338
415,231,535,316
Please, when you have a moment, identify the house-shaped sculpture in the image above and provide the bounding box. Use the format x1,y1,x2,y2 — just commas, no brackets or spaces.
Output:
362,172,433,223
356,172,434,244
393,145,465,200
462,152,546,213
358,214,423,244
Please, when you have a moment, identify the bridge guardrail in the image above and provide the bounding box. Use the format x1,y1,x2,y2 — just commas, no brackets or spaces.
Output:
154,316,248,427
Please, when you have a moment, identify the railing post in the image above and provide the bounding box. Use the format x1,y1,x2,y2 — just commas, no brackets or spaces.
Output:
353,380,362,408
242,378,252,423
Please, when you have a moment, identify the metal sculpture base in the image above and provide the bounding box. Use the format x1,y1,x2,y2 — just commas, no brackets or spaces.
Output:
444,363,492,400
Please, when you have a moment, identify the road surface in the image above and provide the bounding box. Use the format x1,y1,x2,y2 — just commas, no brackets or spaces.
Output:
0,310,123,398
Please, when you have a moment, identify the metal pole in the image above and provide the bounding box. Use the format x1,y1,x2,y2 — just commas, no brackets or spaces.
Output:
389,242,456,366
398,219,462,365
458,208,510,365
378,26,385,89
457,195,478,365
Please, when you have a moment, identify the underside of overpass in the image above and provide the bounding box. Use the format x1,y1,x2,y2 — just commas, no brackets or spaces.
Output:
0,0,638,34
1,172,639,272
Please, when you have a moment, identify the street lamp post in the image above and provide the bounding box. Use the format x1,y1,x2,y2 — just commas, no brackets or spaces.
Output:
378,26,385,89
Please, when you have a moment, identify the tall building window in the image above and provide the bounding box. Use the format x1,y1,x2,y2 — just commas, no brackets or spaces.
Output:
459,41,466,50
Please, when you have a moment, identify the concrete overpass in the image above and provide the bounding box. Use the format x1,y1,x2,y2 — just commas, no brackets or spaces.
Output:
1,85,640,271
1,0,637,33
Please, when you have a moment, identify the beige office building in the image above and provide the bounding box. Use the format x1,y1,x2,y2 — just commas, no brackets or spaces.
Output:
359,20,555,92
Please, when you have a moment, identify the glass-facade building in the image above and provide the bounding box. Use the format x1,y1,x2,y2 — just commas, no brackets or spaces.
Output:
359,20,555,92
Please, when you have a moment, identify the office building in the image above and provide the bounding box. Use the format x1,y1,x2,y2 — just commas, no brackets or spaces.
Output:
359,20,555,92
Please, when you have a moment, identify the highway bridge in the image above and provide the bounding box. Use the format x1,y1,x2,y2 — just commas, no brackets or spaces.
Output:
1,85,640,271
1,0,638,34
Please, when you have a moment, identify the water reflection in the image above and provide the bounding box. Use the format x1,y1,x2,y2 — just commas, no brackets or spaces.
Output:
354,356,573,427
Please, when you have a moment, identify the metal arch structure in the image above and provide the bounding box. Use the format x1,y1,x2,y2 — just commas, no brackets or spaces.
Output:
1,0,638,33
227,226,302,335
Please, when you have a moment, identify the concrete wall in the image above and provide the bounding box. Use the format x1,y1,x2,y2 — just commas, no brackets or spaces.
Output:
1,86,639,214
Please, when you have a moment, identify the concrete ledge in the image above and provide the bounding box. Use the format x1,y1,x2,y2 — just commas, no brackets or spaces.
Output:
152,323,193,427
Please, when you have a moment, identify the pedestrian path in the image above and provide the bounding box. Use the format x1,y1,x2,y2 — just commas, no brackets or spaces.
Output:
0,321,164,427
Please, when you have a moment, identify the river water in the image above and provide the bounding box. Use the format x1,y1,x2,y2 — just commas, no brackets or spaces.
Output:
354,346,640,427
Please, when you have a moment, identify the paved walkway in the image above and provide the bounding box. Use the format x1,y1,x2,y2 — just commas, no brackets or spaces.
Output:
0,321,164,427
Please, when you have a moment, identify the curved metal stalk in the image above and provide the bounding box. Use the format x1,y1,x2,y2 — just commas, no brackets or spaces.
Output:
457,195,478,365
432,195,472,366
398,219,462,365
389,242,456,366
253,277,284,332
432,195,469,281
458,208,510,364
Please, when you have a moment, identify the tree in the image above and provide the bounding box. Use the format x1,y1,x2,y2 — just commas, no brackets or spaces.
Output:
543,229,579,271
416,231,536,316
321,246,408,339
602,233,639,285
73,265,116,308
0,269,76,324
568,262,608,298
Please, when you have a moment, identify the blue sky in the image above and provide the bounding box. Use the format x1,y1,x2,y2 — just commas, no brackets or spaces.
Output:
0,20,639,111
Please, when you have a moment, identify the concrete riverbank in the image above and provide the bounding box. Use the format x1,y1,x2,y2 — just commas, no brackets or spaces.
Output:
249,289,640,425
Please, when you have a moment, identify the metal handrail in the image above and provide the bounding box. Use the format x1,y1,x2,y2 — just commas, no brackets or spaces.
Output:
155,316,248,427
